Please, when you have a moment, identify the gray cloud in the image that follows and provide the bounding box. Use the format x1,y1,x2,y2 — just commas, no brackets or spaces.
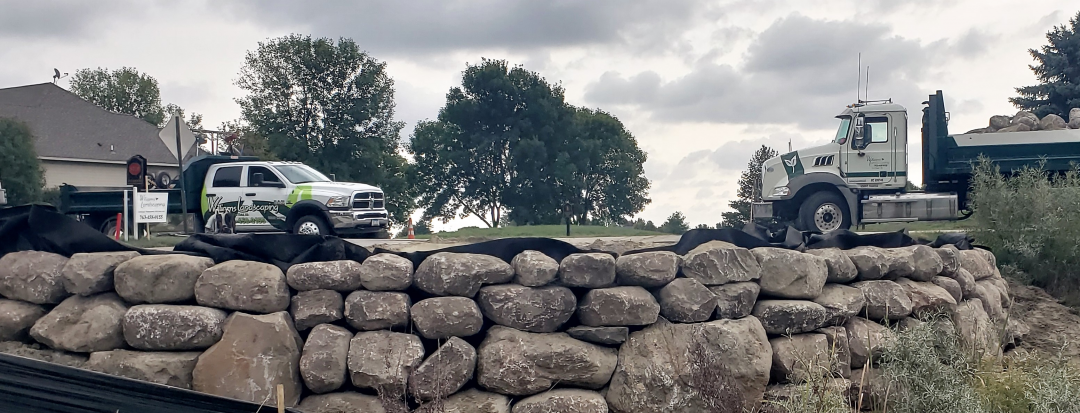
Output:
0,0,139,39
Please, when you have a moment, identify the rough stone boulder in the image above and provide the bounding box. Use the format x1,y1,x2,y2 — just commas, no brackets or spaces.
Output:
606,317,771,413
0,341,87,368
577,286,660,327
299,324,351,394
812,284,866,326
657,278,718,323
477,284,576,333
415,252,514,297
114,255,214,304
0,299,45,341
959,250,996,280
936,245,961,277
753,247,828,299
681,241,761,285
195,261,290,313
990,115,1012,130
409,337,476,402
476,326,617,396
985,276,1012,308
816,326,851,378
903,245,945,281
1041,113,1067,130
512,250,559,287
896,278,957,316
752,300,828,335
879,248,917,280
290,290,344,331
193,312,303,407
558,253,617,288
86,350,200,389
844,317,895,368
410,297,484,340
1071,108,1080,129
973,281,1005,320
286,260,363,292
805,248,858,283
296,392,386,413
711,282,760,319
359,253,414,291
954,298,999,358
932,276,963,304
30,293,127,352
615,251,679,288
852,280,913,321
61,251,140,296
850,367,889,408
844,247,889,281
770,334,830,384
122,304,227,351
0,251,69,304
512,389,608,413
953,267,978,299
565,326,629,346
765,378,853,404
439,389,511,413
347,330,425,392
997,123,1032,133
343,290,410,331
1012,111,1039,128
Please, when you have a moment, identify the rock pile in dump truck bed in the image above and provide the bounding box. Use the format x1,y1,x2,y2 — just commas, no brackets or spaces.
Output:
966,109,1080,133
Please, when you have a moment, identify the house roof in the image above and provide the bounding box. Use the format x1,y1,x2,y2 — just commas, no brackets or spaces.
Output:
0,83,179,165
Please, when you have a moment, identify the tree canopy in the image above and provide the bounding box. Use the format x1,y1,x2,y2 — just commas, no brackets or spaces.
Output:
659,211,690,234
0,118,45,205
235,34,414,223
410,59,650,227
720,145,778,228
69,67,167,126
1011,11,1080,119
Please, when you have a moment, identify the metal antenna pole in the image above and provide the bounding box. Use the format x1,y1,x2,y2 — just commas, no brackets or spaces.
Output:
857,53,861,102
174,115,190,234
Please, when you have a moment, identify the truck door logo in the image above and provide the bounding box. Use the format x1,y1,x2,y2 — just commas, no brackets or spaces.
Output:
780,152,804,178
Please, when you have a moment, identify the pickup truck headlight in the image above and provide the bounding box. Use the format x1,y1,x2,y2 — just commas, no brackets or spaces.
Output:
325,196,349,208
771,186,790,197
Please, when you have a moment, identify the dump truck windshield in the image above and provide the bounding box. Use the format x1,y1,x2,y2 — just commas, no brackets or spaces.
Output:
834,117,851,144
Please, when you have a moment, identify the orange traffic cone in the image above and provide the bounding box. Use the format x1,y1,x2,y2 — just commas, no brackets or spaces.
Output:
407,218,415,239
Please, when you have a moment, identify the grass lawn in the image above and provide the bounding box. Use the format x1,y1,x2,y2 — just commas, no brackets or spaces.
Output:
856,219,981,233
420,225,670,240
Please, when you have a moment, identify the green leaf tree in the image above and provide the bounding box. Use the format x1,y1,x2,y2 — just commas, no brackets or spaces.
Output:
695,223,712,230
68,67,167,126
720,145,779,228
1010,11,1080,119
659,211,690,234
0,118,45,205
235,34,415,223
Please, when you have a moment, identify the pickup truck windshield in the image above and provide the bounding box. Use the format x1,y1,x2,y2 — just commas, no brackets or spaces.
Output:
834,117,852,144
273,165,332,184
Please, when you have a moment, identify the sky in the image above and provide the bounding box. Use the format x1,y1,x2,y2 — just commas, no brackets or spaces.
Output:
0,0,1073,232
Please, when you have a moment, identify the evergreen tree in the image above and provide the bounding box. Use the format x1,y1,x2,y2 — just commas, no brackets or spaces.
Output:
720,145,778,228
0,118,45,205
659,211,690,234
1011,11,1080,119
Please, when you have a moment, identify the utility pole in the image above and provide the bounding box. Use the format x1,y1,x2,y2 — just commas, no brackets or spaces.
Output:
174,115,189,234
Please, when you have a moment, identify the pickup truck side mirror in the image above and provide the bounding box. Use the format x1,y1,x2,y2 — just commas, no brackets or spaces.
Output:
252,173,264,187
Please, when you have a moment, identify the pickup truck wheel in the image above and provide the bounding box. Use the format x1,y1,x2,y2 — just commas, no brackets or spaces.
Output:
293,215,330,236
798,192,850,233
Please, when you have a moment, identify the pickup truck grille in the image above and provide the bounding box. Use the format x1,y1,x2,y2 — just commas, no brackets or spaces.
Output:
352,192,385,210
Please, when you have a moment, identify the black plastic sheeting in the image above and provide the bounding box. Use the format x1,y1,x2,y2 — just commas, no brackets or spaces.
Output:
0,204,980,412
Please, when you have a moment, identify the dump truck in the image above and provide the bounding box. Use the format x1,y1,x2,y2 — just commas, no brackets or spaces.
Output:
58,155,391,237
752,90,1080,232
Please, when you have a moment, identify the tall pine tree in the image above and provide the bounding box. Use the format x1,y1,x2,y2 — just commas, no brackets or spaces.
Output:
1010,11,1080,119
719,145,778,229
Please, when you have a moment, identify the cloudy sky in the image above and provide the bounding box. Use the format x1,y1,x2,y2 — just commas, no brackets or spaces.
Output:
1,0,1073,231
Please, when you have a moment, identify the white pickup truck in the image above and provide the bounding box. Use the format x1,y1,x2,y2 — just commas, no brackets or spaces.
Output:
0,181,6,206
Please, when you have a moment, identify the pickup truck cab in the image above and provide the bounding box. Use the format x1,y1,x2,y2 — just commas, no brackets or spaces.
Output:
199,161,389,236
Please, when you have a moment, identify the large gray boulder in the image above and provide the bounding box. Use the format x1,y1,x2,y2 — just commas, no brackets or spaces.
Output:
61,251,140,296
615,251,679,288
194,261,290,313
606,317,771,413
409,337,476,402
973,281,1005,320
0,341,87,368
812,284,866,326
903,245,945,281
896,278,957,316
192,312,303,407
114,255,214,304
558,253,617,288
122,305,227,350
852,280,913,321
290,290,344,331
358,253,414,291
751,300,828,335
476,326,617,396
1012,110,1039,129
565,326,629,346
770,334,829,384
30,293,127,352
299,324,351,394
990,115,1012,130
439,389,511,413
953,266,978,300
285,260,363,292
1070,108,1080,129
1041,113,1067,130
86,350,200,389
0,251,69,304
512,250,559,287
936,245,961,277
657,278,717,323
960,250,996,280
577,286,660,327
415,252,514,297
844,317,895,368
954,299,999,358
985,276,1012,308
512,389,608,413
879,248,916,280
477,284,576,333
0,299,46,341
753,247,828,299
805,248,858,283
347,330,425,392
816,326,851,378
711,282,760,319
410,297,484,340
296,392,385,413
680,241,761,285
932,276,963,304
343,290,410,331
844,247,889,281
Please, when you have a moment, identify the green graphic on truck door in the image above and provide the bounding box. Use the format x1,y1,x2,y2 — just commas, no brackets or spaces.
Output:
780,151,804,178
201,185,314,231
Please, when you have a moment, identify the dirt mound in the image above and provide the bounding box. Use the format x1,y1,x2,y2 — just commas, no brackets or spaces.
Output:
1007,280,1080,365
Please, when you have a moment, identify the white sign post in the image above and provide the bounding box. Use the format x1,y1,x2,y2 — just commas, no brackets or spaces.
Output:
135,193,169,228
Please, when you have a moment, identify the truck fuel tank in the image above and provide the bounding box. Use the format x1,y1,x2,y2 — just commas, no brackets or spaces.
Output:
860,192,958,223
